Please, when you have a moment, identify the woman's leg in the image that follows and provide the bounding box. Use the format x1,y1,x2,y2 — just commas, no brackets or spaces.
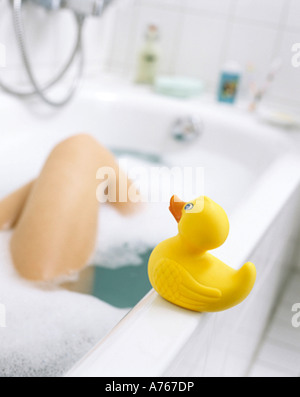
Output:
0,181,35,230
10,134,137,282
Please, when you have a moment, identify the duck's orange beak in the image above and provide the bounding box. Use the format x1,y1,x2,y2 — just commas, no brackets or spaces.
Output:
169,195,186,223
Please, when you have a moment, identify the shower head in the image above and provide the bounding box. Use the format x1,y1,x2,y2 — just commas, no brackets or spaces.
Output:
28,0,114,16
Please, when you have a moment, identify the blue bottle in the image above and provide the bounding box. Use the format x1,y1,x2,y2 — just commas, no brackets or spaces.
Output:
218,61,242,104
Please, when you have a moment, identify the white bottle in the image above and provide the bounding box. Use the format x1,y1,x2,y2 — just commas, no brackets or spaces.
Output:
136,25,160,85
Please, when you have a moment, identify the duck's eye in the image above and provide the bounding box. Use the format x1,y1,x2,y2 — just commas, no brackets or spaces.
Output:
184,203,194,211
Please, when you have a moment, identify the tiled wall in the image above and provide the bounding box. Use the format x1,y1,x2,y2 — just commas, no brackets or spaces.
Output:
108,0,300,110
0,0,114,82
1,0,300,110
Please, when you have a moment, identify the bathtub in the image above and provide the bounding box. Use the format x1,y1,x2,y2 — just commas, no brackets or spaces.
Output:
1,79,300,377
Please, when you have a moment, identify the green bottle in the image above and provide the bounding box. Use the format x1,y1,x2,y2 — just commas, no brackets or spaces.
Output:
136,25,160,85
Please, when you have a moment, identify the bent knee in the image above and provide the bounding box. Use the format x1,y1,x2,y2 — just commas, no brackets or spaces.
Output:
54,133,99,153
51,133,114,165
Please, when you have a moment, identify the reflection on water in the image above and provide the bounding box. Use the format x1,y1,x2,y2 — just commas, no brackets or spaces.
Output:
91,249,153,308
64,249,153,309
112,149,163,165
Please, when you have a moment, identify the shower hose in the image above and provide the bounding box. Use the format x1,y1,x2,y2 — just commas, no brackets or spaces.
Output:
0,0,85,107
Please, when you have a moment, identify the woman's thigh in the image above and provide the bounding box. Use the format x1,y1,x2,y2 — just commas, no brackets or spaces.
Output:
10,134,118,281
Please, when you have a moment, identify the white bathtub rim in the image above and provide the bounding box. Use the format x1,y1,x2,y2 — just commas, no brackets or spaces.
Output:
66,153,300,377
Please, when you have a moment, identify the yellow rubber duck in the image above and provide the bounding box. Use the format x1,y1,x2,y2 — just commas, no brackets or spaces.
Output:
148,196,256,313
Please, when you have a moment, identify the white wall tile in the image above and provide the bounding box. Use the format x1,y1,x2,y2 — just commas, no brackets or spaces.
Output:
82,18,112,75
187,0,233,15
175,13,229,86
0,3,64,86
138,0,183,8
47,11,79,68
286,0,300,31
0,3,57,67
1,0,300,110
0,3,20,68
225,22,279,79
234,0,287,25
0,0,114,79
104,5,136,71
249,360,292,377
124,5,183,75
267,31,300,105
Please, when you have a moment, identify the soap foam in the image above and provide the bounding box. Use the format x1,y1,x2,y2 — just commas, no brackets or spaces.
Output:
0,151,253,377
0,154,197,376
0,231,127,377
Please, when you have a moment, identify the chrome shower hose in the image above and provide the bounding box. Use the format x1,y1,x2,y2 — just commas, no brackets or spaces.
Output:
0,0,85,107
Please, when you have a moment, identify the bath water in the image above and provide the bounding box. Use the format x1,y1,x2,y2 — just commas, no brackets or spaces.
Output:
0,150,254,377
91,249,153,308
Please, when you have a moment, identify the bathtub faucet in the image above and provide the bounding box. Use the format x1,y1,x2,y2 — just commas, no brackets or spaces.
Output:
30,0,113,16
171,116,204,143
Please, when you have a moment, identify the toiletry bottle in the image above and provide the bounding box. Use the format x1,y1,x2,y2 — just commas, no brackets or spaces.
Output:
136,25,160,85
218,61,242,104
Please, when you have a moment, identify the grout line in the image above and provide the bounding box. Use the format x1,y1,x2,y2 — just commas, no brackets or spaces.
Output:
248,269,300,377
270,0,293,60
246,268,296,376
281,0,295,30
267,93,300,109
136,0,287,28
121,3,141,77
284,25,300,34
134,2,185,13
136,1,300,34
184,9,233,20
266,336,300,354
273,316,298,329
4,0,300,108
111,0,300,83
267,321,300,341
168,4,188,75
256,358,298,377
228,17,291,32
218,0,238,67
103,7,118,71
229,0,239,14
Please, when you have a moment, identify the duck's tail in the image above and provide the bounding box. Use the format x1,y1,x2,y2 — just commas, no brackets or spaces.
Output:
233,262,257,305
